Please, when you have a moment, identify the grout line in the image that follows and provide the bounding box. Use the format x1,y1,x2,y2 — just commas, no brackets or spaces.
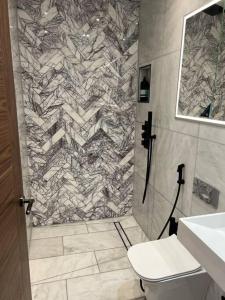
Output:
29,243,130,261
93,251,100,273
31,263,99,285
31,268,134,287
31,230,89,241
65,280,68,300
62,236,64,256
31,228,120,241
29,250,95,262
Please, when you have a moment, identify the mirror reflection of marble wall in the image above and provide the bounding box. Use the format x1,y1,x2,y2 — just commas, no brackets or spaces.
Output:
177,1,225,122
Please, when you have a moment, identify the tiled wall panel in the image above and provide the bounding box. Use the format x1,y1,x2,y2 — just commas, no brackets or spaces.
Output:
18,0,139,225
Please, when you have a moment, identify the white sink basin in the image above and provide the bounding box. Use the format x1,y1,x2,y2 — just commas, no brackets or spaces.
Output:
178,212,225,291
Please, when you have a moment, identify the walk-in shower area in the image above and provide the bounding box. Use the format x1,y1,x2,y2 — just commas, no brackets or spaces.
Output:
14,0,143,298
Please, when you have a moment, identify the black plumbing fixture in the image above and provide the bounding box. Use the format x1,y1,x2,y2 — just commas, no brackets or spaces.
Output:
203,4,223,16
157,163,185,240
141,112,156,204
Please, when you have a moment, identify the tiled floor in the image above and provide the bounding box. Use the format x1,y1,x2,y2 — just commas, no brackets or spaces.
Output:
30,216,148,300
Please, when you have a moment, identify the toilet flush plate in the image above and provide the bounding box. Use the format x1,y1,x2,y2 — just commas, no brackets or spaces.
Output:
178,212,225,292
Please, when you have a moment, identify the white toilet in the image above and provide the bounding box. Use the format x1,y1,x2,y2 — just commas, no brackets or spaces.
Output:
127,235,211,300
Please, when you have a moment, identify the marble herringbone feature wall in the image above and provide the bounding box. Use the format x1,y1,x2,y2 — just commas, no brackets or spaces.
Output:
18,0,139,226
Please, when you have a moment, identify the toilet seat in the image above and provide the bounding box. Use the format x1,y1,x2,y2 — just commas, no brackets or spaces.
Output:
127,235,202,283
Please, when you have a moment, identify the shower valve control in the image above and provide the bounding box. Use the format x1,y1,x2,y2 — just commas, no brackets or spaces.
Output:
141,112,156,149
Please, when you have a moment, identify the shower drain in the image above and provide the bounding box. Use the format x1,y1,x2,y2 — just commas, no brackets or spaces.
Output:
114,221,132,250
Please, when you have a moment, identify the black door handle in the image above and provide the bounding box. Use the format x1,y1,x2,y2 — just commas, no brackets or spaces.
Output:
20,196,35,215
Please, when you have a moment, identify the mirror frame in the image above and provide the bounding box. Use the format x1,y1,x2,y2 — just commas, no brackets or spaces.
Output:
176,0,225,126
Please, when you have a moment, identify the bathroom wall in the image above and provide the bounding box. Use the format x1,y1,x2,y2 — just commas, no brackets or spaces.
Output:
17,0,139,226
8,0,32,246
133,0,225,297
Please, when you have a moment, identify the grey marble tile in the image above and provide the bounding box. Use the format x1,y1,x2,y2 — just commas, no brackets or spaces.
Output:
139,0,166,64
87,222,115,233
124,226,148,245
63,231,124,254
32,223,88,239
95,248,130,273
199,123,225,145
134,122,148,177
133,168,149,236
67,269,144,300
29,237,63,260
191,138,225,216
30,252,98,284
153,127,198,216
120,216,138,229
87,216,138,233
32,280,67,300
151,190,184,241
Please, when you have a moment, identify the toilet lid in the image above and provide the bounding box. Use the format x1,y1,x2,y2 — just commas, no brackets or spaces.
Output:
127,235,201,282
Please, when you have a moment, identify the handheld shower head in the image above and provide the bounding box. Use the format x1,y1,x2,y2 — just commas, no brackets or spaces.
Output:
177,164,185,185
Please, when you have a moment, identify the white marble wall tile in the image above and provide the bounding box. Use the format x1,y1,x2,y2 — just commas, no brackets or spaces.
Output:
63,231,123,254
29,237,63,260
32,280,67,300
30,252,98,284
67,268,144,300
32,223,88,239
95,248,130,273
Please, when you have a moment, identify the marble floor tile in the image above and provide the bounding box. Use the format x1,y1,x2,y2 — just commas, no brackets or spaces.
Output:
120,216,139,229
63,231,124,254
86,216,138,233
124,227,148,245
32,223,88,239
30,252,99,284
95,248,130,273
29,237,63,260
67,269,144,300
87,222,115,233
85,216,130,225
32,280,67,300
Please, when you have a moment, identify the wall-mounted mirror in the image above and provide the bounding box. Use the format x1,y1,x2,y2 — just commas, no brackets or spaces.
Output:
176,0,225,125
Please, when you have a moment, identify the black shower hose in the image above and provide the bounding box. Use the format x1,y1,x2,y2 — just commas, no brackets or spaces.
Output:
157,182,182,239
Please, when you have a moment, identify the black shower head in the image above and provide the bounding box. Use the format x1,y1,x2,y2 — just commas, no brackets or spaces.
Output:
203,4,224,16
